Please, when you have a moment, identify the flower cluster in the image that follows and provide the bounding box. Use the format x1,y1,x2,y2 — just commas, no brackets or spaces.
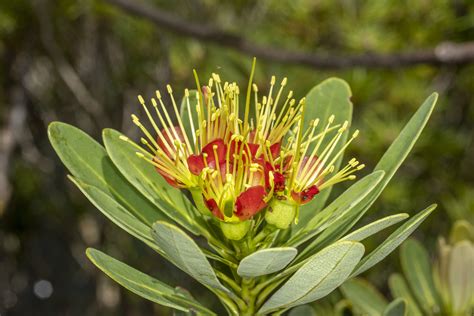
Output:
122,67,363,239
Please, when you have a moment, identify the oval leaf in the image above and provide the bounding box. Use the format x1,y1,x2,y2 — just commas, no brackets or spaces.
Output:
341,213,409,242
86,248,215,315
341,278,387,316
259,241,365,314
297,78,353,224
103,128,201,235
400,239,441,314
388,274,423,316
351,204,436,277
382,298,406,316
48,122,163,225
237,247,297,278
151,221,230,294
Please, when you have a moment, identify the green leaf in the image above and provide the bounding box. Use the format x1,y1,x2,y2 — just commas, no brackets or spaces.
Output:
288,305,316,316
69,176,161,252
341,213,409,242
297,78,353,225
299,93,438,250
448,241,474,313
290,171,385,249
351,204,436,277
388,274,423,316
382,298,406,316
259,241,364,314
179,89,199,139
340,278,387,316
237,247,297,278
400,239,441,314
103,128,201,235
86,248,215,315
48,122,162,226
151,221,230,295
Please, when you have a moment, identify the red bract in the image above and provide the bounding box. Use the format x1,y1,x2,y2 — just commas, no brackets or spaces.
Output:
205,198,224,220
235,186,267,220
273,172,286,192
291,185,320,204
187,138,227,175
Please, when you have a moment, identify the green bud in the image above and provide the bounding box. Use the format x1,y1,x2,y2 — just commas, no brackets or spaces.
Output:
220,221,251,240
265,199,297,229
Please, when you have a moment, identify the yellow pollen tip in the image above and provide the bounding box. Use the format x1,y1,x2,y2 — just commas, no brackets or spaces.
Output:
271,76,276,85
353,130,360,138
281,77,288,86
138,95,145,104
357,164,365,170
156,90,162,99
166,85,173,93
136,152,145,158
119,135,129,141
348,175,357,180
252,84,258,92
185,89,189,97
329,115,335,123
151,98,158,107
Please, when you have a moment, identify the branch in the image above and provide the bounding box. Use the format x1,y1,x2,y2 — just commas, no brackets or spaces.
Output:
106,0,474,69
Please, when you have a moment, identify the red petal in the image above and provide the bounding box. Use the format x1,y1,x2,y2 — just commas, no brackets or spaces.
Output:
187,154,205,175
270,142,281,160
202,138,227,167
248,143,259,157
235,186,267,220
205,198,223,220
291,185,320,204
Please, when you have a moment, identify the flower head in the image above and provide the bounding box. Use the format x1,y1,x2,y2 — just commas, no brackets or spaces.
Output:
122,62,362,233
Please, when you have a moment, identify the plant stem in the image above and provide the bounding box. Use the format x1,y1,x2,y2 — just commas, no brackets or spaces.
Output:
240,278,257,315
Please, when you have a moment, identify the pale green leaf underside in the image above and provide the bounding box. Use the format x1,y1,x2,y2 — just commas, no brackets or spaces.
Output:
340,278,387,316
259,241,364,314
86,248,215,315
237,247,297,278
351,204,437,277
288,305,317,316
151,221,230,295
48,122,162,226
103,128,201,235
341,213,409,242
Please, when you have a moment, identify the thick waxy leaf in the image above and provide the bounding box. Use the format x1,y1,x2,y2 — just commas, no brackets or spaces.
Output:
86,249,215,315
48,122,163,225
259,241,364,314
290,171,385,249
151,221,230,294
400,239,441,314
300,93,438,251
383,299,406,316
237,247,297,278
297,78,353,224
389,274,423,316
351,204,436,276
341,213,409,242
341,278,387,316
70,177,160,252
288,305,316,316
103,128,201,235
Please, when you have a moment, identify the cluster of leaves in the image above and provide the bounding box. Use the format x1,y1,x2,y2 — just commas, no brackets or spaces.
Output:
49,76,438,314
341,220,474,316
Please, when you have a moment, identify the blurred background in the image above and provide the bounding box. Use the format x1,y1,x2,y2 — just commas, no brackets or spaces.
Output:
0,0,473,315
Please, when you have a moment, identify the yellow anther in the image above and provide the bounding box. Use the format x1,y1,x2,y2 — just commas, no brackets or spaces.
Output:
185,89,189,97
119,135,129,141
166,85,173,93
155,90,162,99
138,95,145,104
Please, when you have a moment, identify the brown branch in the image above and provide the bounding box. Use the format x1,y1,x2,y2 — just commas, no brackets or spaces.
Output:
106,0,474,69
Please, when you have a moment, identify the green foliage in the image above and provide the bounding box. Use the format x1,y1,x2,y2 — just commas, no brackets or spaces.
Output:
49,77,438,314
